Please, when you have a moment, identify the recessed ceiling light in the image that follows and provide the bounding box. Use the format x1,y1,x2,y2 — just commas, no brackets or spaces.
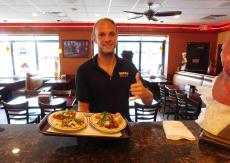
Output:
174,15,180,18
32,13,38,17
128,13,132,17
95,14,100,17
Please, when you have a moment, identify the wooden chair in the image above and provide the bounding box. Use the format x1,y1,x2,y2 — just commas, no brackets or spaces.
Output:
2,101,39,124
176,91,200,120
51,89,71,97
158,84,169,117
39,100,67,119
166,88,178,120
0,95,2,109
134,99,160,122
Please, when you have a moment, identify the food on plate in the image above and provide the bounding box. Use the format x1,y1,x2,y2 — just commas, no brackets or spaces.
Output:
48,110,87,130
90,112,127,133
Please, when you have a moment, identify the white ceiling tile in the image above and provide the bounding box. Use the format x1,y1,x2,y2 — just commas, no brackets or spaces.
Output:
0,0,229,24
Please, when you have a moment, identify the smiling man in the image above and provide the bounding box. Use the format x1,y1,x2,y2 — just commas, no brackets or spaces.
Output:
76,18,153,121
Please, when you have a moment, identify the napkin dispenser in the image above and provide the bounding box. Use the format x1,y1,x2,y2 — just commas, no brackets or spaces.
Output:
38,92,51,102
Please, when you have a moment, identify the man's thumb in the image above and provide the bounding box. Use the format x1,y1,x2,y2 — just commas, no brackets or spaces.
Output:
135,72,141,83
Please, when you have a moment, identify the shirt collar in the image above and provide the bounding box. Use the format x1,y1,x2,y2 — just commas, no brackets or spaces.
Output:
92,54,122,68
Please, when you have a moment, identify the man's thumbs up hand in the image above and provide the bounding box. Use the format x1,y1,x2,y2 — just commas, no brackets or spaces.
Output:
135,72,142,84
129,72,147,101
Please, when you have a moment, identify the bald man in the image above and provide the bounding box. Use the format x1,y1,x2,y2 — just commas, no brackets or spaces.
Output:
76,18,153,121
203,34,230,140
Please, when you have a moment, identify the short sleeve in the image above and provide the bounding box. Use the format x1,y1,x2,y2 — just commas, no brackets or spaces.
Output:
129,62,138,84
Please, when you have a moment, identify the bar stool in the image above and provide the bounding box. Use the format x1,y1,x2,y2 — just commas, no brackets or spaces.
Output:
134,99,160,122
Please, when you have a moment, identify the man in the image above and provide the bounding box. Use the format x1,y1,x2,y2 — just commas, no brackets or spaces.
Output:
202,34,230,142
76,18,153,121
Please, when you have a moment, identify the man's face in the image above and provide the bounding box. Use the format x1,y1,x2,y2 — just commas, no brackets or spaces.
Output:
221,36,230,76
94,20,117,55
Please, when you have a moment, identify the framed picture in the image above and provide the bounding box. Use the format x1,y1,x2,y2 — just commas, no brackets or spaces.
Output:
63,40,89,58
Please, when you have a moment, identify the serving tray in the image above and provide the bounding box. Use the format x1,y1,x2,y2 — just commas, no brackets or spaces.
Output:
199,130,230,149
38,112,132,139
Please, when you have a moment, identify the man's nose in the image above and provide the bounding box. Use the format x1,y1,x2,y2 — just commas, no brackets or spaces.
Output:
104,34,111,41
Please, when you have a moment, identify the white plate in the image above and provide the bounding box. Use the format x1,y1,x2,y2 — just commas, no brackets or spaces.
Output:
48,111,88,132
89,113,127,133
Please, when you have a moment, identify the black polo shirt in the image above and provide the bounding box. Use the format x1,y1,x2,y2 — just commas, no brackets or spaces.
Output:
76,54,138,121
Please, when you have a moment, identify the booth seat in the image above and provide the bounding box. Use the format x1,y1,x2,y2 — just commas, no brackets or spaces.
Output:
13,73,52,97
172,71,216,90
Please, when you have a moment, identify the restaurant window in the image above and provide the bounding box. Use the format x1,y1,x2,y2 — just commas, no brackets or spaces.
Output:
0,35,59,78
117,35,166,77
0,42,13,77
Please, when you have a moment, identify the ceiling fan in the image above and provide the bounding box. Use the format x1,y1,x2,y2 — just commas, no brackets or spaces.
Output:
123,2,182,21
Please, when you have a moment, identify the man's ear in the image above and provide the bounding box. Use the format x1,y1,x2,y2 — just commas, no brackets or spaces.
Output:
93,38,97,44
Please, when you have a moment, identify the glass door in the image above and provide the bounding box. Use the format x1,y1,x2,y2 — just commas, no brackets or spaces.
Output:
141,42,164,77
12,41,36,77
117,41,140,70
0,42,13,77
37,41,59,77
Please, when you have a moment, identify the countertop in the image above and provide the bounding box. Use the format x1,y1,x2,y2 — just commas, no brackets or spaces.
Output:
0,121,229,162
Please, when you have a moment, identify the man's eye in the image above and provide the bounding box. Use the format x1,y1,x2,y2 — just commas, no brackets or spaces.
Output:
110,32,116,37
98,33,105,37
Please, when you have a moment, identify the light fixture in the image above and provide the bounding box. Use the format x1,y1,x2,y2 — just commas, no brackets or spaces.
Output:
160,46,163,53
200,24,208,31
174,15,180,18
6,47,10,54
58,48,62,54
32,13,38,17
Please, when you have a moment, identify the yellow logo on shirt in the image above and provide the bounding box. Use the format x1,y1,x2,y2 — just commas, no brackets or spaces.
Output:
119,72,129,77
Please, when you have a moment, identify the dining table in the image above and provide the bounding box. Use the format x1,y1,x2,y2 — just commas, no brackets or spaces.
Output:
165,84,202,107
44,78,73,90
8,95,76,108
0,121,229,162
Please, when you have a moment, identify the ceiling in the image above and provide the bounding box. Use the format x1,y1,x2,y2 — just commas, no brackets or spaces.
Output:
0,0,230,25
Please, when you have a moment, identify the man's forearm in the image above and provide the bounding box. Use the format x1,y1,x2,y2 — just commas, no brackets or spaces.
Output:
78,101,90,112
142,88,153,105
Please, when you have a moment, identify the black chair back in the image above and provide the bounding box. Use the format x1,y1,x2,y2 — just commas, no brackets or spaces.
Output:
2,101,35,124
176,91,187,108
134,99,160,122
176,91,199,120
39,101,67,118
159,84,166,101
168,88,177,103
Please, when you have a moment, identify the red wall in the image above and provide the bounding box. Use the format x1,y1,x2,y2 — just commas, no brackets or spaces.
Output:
0,24,220,78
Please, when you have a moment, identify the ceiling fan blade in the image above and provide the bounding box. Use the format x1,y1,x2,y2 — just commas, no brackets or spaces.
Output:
155,11,182,17
128,15,143,20
123,10,144,15
149,16,158,21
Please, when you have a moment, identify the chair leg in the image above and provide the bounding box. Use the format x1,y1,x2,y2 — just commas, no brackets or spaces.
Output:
163,102,166,117
154,109,158,122
135,107,137,122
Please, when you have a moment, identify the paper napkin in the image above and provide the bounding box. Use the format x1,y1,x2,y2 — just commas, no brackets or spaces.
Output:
163,121,196,141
